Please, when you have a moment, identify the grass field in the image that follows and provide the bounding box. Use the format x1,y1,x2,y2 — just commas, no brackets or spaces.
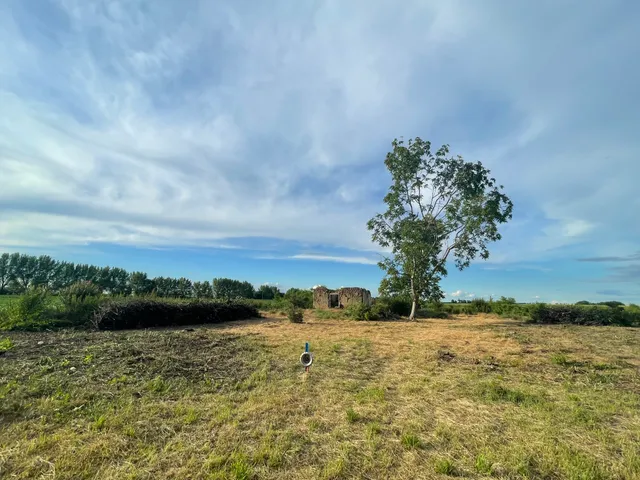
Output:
0,295,20,307
1,312,639,479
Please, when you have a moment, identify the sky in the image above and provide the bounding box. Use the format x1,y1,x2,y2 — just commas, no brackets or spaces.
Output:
0,0,639,303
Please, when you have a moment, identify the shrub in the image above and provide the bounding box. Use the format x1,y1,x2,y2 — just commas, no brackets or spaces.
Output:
284,288,313,309
470,298,491,314
287,304,304,323
418,303,449,318
370,302,393,320
92,299,259,330
0,288,52,330
375,296,411,316
346,303,374,321
59,281,103,326
529,304,639,326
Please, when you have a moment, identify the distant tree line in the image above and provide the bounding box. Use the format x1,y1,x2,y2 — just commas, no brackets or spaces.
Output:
575,300,626,308
0,252,284,300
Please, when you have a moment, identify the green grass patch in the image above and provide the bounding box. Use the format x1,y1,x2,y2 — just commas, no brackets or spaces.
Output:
477,380,542,405
401,433,422,449
0,336,14,353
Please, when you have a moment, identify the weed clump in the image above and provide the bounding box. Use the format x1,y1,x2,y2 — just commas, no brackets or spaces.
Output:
434,458,456,475
0,336,14,353
345,408,360,423
287,304,304,323
401,433,422,449
0,287,52,330
60,281,103,326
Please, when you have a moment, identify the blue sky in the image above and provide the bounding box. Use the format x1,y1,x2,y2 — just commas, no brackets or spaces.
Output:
0,0,638,303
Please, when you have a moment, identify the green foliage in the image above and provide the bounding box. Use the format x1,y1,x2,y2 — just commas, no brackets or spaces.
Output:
59,281,103,326
375,296,412,316
434,458,456,475
0,336,14,353
470,298,491,314
345,303,374,321
575,300,591,305
212,278,255,301
370,301,393,320
129,271,154,296
0,287,52,330
61,280,102,301
529,304,639,326
286,304,304,324
475,454,493,474
417,303,449,319
152,276,194,298
598,301,625,308
368,137,513,319
0,251,266,305
284,288,313,308
92,299,259,330
345,408,360,423
192,280,213,299
255,284,281,300
488,296,520,315
550,353,570,366
478,380,540,405
401,433,422,449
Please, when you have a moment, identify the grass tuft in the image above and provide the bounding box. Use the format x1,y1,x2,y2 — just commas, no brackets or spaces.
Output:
475,453,493,474
401,433,422,449
434,458,456,475
345,407,361,423
0,336,14,353
477,380,541,405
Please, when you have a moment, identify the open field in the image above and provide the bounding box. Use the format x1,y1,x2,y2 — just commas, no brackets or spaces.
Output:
0,295,20,307
1,313,639,479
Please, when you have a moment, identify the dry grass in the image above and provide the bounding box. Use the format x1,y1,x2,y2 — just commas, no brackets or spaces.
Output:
1,312,639,479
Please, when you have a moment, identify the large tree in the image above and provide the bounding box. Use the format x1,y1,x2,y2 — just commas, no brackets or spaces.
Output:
129,271,154,296
368,138,513,320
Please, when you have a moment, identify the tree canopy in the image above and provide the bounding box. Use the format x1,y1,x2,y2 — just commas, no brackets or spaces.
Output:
368,137,513,320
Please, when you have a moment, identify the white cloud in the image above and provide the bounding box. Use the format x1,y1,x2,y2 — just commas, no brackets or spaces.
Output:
450,290,463,297
0,0,637,265
466,293,476,299
289,254,378,265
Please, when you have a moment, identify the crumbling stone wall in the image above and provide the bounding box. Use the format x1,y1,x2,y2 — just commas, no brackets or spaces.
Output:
314,286,372,308
338,287,372,307
313,287,331,309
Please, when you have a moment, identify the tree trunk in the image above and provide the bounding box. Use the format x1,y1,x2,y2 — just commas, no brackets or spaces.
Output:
409,274,417,321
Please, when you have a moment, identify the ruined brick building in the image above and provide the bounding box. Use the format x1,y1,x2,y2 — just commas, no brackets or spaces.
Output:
313,286,372,309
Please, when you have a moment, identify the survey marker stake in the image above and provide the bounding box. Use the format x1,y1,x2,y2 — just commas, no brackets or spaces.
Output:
300,342,313,372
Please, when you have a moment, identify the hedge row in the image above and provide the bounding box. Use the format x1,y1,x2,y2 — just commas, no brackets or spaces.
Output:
92,299,259,330
529,304,640,326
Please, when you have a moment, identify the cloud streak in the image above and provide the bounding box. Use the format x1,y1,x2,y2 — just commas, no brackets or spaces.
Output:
0,0,638,273
578,252,640,263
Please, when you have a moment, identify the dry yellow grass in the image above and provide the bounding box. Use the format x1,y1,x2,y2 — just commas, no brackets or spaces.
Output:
1,313,639,479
